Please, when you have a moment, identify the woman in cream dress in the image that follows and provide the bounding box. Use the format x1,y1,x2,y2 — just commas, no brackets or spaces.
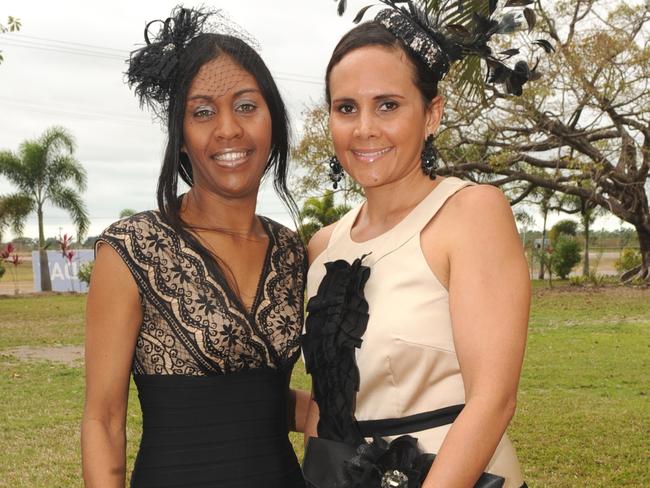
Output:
302,3,535,487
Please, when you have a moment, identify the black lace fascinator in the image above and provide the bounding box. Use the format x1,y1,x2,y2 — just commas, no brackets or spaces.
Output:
335,0,554,97
126,5,259,122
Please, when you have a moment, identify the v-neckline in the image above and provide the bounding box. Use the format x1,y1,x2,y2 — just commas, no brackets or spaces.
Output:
158,211,275,320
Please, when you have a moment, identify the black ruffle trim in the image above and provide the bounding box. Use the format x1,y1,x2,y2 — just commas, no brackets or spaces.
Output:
302,256,371,446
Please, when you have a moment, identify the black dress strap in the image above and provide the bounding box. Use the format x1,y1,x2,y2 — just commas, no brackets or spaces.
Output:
357,404,465,438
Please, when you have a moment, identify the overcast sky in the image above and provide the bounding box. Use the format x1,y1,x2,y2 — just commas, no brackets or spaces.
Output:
0,0,374,240
0,0,630,241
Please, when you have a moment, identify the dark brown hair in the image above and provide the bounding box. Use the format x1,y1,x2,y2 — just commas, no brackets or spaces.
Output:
325,22,442,108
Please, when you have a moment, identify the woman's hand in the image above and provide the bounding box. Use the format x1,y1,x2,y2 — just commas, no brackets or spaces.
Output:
81,243,142,487
303,395,320,447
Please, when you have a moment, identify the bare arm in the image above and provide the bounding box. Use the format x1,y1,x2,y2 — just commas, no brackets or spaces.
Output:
302,223,336,447
81,243,142,487
422,185,530,487
287,387,311,433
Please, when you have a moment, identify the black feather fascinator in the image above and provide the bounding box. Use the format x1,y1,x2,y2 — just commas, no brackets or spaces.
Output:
335,0,554,97
126,6,258,121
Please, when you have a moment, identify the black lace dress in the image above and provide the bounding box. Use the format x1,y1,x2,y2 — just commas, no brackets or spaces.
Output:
98,211,306,488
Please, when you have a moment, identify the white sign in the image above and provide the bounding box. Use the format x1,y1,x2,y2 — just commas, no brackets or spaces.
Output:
32,250,94,293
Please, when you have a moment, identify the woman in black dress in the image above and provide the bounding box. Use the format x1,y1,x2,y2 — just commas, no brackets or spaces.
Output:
81,7,307,487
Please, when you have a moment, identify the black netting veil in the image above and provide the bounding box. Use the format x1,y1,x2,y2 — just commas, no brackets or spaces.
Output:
126,5,261,122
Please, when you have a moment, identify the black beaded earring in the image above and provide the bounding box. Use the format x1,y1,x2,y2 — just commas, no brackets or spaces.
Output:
421,134,438,180
328,155,344,189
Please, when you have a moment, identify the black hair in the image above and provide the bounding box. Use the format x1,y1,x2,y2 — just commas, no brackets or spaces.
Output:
325,21,441,108
157,32,296,224
157,33,297,293
126,6,298,300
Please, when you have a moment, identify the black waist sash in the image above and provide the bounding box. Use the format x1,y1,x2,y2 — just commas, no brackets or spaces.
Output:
357,403,465,438
130,368,304,488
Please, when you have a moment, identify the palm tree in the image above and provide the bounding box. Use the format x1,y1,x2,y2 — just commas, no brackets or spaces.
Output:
119,208,137,219
0,193,32,242
0,126,89,291
299,191,351,243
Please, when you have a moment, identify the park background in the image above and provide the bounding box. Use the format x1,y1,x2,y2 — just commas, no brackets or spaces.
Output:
1,0,649,486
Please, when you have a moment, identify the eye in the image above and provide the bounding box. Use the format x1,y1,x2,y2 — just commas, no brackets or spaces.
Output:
336,103,356,114
235,102,257,114
193,105,215,119
379,100,399,112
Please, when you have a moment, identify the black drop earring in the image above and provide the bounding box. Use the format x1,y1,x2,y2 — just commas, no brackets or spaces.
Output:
421,134,438,180
328,155,344,189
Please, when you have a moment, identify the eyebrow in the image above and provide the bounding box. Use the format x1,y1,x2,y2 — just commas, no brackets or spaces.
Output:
332,93,406,103
234,88,261,97
187,88,261,102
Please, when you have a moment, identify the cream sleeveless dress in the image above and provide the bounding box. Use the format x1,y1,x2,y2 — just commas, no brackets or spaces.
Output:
306,177,524,487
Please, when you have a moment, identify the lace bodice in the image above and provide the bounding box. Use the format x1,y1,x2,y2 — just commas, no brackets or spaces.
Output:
98,210,306,375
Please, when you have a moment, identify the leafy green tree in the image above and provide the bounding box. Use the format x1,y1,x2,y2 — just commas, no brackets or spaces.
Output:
119,208,137,218
299,190,351,242
549,193,607,276
436,1,650,282
533,188,557,280
0,16,21,64
547,219,581,281
548,219,578,242
0,127,89,291
0,193,32,242
551,236,582,280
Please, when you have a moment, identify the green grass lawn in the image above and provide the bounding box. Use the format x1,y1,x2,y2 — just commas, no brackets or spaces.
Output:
1,287,649,487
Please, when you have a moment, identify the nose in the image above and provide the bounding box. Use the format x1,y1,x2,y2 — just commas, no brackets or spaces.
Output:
353,108,379,139
213,110,243,140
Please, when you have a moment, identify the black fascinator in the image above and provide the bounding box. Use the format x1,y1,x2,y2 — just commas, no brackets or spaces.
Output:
335,0,554,97
126,5,259,121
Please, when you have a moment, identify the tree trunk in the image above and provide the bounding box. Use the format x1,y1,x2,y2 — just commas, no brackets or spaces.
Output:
538,208,548,280
37,206,52,292
621,226,650,283
640,229,650,281
582,214,590,277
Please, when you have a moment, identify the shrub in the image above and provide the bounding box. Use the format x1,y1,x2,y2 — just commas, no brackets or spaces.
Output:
551,236,582,279
569,275,587,287
588,272,607,287
0,260,5,279
78,261,94,286
615,248,642,274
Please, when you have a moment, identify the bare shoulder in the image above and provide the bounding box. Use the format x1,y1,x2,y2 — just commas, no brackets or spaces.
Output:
307,223,337,265
91,243,139,297
448,183,511,217
444,184,514,235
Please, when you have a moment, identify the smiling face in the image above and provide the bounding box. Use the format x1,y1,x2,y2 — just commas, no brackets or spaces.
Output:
182,54,272,200
328,45,442,189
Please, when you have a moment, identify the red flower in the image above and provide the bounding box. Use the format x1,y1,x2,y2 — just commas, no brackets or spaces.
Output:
11,254,22,266
58,233,74,258
1,243,13,259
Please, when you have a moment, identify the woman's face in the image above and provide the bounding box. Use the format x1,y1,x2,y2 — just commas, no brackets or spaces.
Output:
328,45,442,189
182,54,272,199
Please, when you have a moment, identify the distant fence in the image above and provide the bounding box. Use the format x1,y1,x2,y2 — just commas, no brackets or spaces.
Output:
31,250,94,293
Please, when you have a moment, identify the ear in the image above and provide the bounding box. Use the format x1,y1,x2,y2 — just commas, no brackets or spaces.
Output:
424,95,444,137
